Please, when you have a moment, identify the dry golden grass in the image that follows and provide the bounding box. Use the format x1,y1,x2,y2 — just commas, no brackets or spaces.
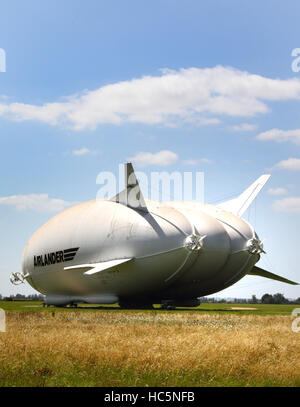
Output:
0,311,299,386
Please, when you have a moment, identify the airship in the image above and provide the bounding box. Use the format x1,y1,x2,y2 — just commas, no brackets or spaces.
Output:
10,163,298,308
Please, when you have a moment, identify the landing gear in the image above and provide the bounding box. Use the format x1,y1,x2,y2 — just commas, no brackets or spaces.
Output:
70,302,78,308
160,301,176,310
161,304,175,310
118,301,154,310
160,298,201,310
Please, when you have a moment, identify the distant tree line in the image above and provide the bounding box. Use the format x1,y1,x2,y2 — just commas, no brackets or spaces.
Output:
199,293,300,305
1,292,300,304
0,293,44,301
260,293,299,304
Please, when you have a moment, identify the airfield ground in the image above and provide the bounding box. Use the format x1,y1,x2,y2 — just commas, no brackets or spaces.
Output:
0,301,299,387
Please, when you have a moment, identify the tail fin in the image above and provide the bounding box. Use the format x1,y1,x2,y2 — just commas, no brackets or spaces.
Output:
218,174,270,217
110,162,148,213
248,266,298,285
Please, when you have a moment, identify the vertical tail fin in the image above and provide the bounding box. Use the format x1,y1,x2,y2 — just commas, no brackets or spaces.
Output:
110,163,148,213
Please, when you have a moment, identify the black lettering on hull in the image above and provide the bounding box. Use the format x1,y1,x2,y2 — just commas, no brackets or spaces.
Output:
33,248,79,268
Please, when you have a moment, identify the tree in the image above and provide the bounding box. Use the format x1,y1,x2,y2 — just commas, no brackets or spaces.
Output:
15,293,26,300
273,293,289,304
250,295,258,304
261,293,274,304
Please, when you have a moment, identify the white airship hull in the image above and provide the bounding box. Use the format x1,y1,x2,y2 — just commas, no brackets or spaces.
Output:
22,199,257,305
14,164,297,307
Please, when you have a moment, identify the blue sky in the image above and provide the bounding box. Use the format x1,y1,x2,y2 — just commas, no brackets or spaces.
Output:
0,0,300,299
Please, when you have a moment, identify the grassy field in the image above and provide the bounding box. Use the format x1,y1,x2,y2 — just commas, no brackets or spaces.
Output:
0,302,299,387
0,300,298,314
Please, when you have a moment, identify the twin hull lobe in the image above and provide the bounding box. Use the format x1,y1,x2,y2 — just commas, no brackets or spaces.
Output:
22,199,257,301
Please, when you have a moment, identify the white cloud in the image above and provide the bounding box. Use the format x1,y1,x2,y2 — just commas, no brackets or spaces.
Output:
274,158,300,170
1,66,300,130
257,128,300,145
73,147,90,156
229,123,257,131
267,187,287,196
72,147,99,156
273,197,300,213
0,194,77,212
128,150,178,167
182,158,212,165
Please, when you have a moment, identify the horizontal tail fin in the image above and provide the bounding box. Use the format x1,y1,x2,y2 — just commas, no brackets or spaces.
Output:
248,266,298,285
